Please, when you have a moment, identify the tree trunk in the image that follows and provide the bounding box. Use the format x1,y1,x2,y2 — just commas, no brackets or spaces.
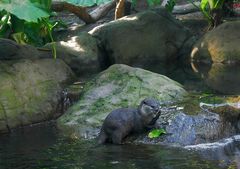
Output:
210,9,223,28
172,2,200,14
115,0,125,19
90,0,117,21
63,2,95,24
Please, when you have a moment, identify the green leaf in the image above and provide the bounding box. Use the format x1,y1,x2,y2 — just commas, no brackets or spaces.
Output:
165,0,175,12
30,0,53,11
147,0,162,7
200,0,209,10
200,0,211,20
148,129,166,139
213,0,224,9
61,0,112,7
0,12,10,38
131,0,137,7
11,32,28,44
0,0,50,22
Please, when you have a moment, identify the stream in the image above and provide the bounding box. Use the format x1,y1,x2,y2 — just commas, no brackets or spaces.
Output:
0,122,236,169
0,63,240,169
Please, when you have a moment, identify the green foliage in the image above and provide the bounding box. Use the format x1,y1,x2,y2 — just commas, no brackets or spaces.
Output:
0,12,10,38
60,0,112,7
148,128,166,138
147,0,162,7
200,0,225,22
0,0,50,22
0,0,62,58
165,0,176,12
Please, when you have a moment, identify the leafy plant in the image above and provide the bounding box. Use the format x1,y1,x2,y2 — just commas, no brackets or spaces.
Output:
0,0,62,58
0,0,50,22
200,0,225,28
148,128,166,138
165,0,176,12
147,0,162,7
60,0,112,6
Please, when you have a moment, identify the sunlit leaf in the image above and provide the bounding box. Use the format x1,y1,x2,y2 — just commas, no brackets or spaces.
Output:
148,129,166,139
0,13,10,38
0,0,49,22
30,0,52,11
200,0,209,10
11,32,28,44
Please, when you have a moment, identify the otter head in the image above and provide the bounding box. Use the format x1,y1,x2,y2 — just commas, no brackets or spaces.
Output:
138,98,161,126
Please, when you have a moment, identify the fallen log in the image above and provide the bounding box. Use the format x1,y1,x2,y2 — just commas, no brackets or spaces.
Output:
51,1,116,24
172,2,200,14
161,0,200,14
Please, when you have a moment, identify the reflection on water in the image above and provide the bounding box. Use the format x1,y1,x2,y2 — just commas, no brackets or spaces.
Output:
1,61,240,169
0,122,227,169
191,62,240,94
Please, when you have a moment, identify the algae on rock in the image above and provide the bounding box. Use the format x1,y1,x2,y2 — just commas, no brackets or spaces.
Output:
0,59,75,132
57,64,187,138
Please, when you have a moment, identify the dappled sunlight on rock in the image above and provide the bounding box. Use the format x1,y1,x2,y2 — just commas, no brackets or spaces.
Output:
45,32,102,75
60,36,86,52
121,15,138,21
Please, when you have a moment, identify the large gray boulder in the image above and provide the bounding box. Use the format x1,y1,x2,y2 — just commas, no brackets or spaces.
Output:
191,21,240,63
0,59,75,133
57,64,187,138
46,32,103,76
89,8,194,69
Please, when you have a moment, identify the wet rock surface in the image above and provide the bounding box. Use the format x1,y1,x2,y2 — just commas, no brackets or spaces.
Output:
0,59,75,133
135,109,237,146
129,100,240,164
191,62,240,94
57,64,187,138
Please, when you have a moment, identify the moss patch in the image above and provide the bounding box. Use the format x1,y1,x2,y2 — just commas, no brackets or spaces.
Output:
58,64,187,138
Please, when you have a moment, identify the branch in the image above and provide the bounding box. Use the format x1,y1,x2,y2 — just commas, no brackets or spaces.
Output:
172,2,200,14
90,0,117,21
51,1,116,24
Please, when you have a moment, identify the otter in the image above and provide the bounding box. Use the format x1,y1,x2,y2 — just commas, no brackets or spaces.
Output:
98,98,161,144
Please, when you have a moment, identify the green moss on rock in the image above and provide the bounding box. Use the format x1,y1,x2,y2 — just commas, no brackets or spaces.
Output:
0,59,75,132
57,64,187,138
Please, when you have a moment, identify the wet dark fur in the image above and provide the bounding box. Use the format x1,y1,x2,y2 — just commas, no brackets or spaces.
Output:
98,98,161,144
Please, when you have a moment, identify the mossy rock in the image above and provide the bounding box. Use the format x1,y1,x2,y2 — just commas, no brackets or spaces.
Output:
0,59,75,132
57,64,187,138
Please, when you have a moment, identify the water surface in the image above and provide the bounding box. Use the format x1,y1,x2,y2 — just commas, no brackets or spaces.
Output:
0,122,236,169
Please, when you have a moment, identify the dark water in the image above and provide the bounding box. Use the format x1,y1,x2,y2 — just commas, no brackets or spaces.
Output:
1,63,240,169
0,122,236,169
